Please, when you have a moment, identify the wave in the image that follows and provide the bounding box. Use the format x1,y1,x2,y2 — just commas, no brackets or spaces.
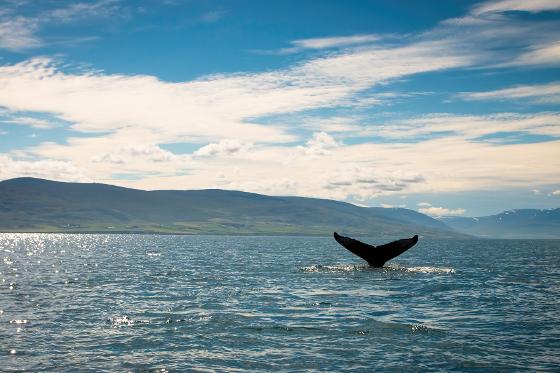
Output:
299,263,455,274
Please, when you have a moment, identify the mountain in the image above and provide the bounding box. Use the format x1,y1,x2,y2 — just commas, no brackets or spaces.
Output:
0,177,461,238
441,209,560,239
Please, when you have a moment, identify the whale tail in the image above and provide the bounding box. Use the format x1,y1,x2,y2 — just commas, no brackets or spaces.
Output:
333,232,418,267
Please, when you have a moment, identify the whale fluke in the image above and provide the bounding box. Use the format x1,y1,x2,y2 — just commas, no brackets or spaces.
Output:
333,232,418,267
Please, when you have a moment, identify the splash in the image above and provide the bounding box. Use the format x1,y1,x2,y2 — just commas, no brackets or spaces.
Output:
300,263,455,274
299,264,370,273
387,265,456,274
9,319,28,324
107,315,149,327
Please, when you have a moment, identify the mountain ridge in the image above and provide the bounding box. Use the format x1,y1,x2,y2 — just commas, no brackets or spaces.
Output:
2,178,558,238
441,208,560,239
0,177,459,238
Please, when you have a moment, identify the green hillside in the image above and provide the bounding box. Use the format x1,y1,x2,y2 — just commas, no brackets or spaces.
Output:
0,177,462,238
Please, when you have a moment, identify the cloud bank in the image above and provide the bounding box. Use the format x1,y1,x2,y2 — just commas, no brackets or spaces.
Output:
0,0,559,206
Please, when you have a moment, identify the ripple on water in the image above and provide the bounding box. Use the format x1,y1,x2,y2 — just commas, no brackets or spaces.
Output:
0,234,558,372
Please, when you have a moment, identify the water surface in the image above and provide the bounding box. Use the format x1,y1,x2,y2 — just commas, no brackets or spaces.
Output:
1,234,559,371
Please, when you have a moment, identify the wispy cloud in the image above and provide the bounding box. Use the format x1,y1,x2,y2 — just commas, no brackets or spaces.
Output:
418,203,466,217
320,164,425,198
298,116,365,133
368,113,560,140
428,1,560,71
45,0,121,23
459,82,560,104
298,132,340,157
0,32,477,148
194,139,252,157
506,41,560,67
471,0,560,15
380,203,406,208
0,0,121,51
3,116,56,129
0,16,41,50
92,144,177,164
265,34,381,55
292,34,380,50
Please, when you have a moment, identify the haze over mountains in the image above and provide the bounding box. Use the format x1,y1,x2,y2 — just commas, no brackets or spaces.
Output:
441,209,560,239
0,178,558,239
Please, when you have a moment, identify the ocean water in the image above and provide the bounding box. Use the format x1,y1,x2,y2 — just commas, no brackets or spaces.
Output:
1,234,559,372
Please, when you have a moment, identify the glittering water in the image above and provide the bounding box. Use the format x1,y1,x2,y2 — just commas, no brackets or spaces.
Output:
1,234,559,372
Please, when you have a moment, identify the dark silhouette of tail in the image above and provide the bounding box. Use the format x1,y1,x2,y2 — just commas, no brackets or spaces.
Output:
333,232,418,267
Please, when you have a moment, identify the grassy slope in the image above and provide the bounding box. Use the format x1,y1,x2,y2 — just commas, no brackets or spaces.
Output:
0,177,462,238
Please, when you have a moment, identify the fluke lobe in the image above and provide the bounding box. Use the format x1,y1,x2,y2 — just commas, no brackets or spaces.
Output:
333,232,418,267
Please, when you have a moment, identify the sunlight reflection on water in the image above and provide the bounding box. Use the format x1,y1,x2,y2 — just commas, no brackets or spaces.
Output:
0,233,559,371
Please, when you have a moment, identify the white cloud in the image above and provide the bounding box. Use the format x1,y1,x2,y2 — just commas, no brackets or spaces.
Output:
92,144,177,164
298,132,340,156
369,113,560,140
417,202,432,207
472,0,560,15
0,0,121,51
419,206,466,217
194,139,252,157
1,65,558,200
223,177,299,195
3,116,56,129
507,41,560,67
269,34,381,54
550,189,560,196
45,0,121,23
0,155,89,182
92,153,126,165
298,116,365,133
4,133,559,202
291,34,380,50
433,2,560,70
0,1,555,155
0,58,300,144
459,82,560,104
0,1,559,202
380,203,406,208
300,40,472,86
0,17,41,51
321,166,425,198
120,145,176,162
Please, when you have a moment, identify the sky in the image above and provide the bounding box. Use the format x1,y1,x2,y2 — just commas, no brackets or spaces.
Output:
0,0,559,217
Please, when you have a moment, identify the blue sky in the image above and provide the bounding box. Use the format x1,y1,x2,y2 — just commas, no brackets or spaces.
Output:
1,0,559,216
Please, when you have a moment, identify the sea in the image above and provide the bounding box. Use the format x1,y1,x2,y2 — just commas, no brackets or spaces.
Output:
1,233,559,372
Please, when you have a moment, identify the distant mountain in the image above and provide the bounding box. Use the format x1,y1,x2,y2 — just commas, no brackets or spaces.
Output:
0,177,461,238
441,209,560,239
